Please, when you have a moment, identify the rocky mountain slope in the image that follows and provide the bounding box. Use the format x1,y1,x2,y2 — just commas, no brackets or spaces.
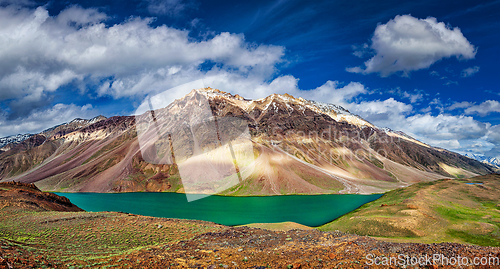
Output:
0,181,82,212
0,88,494,194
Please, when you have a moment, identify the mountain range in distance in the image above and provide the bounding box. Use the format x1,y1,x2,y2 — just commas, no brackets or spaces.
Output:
464,153,500,168
0,87,496,195
0,133,34,150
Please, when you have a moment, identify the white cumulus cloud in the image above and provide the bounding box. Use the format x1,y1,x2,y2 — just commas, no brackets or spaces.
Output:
347,15,476,77
0,4,285,112
448,101,473,110
0,3,288,134
464,100,500,116
405,114,489,141
0,103,99,136
461,66,480,77
347,98,413,128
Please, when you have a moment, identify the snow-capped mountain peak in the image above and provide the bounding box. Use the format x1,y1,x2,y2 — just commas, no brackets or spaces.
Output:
0,134,34,149
464,153,500,167
195,87,375,128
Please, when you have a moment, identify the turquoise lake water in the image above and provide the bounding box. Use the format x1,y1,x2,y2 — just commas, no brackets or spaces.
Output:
55,192,383,227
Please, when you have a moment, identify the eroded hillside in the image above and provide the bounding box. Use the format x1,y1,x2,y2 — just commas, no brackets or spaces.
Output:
0,88,494,194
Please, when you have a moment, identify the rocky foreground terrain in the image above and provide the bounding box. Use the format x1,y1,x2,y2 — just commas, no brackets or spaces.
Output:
0,182,499,268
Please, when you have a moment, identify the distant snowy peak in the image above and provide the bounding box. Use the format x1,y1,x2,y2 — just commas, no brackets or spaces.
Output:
69,115,106,125
485,158,499,166
41,115,107,139
89,115,107,124
0,115,107,151
464,153,500,167
303,99,375,128
464,153,481,160
380,127,431,148
195,87,237,100
0,133,34,149
195,87,375,128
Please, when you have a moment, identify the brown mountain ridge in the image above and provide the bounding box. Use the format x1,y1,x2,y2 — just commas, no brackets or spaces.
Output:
0,87,495,194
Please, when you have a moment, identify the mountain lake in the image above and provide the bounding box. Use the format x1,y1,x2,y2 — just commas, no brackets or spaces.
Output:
55,192,383,226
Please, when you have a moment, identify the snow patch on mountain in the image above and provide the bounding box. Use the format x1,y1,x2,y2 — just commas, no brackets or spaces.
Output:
0,134,34,149
381,127,431,148
196,88,375,128
464,153,500,167
193,87,439,149
0,116,107,151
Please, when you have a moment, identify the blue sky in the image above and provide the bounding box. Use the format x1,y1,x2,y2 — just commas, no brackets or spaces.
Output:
0,0,499,158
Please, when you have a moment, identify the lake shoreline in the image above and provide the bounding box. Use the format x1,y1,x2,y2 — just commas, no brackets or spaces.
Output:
48,190,387,197
54,191,384,227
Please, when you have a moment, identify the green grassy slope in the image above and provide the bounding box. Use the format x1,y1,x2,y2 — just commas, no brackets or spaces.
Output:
0,208,222,267
318,174,500,247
